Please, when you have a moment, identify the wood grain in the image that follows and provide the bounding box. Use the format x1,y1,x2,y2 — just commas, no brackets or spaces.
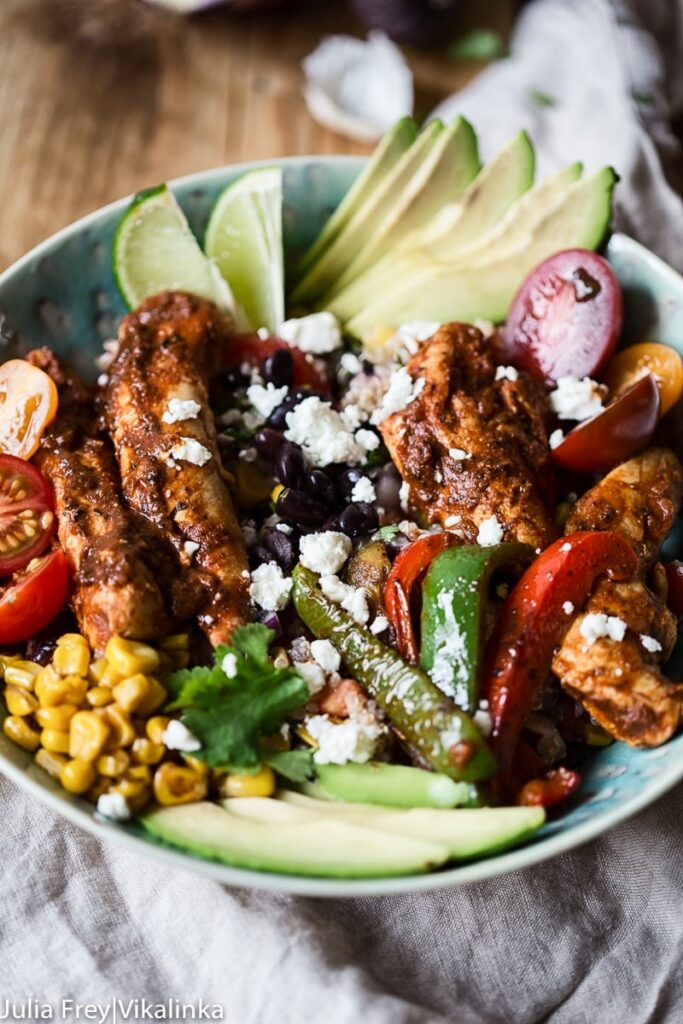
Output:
0,0,512,270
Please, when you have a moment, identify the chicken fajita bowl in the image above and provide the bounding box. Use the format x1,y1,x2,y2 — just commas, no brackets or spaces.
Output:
1,121,683,892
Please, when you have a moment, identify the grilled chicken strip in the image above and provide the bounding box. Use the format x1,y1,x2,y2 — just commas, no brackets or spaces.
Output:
379,324,556,548
104,291,249,645
28,348,179,651
552,449,683,746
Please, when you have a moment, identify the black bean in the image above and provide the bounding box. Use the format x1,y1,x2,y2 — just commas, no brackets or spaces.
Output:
321,514,341,532
337,502,379,537
265,393,300,430
374,465,402,511
276,442,306,488
253,428,286,460
262,527,296,571
26,611,78,666
264,348,294,388
276,487,329,527
304,469,336,506
336,467,364,503
251,544,273,566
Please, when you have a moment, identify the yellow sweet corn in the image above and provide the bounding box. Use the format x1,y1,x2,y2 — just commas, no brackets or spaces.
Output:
3,715,40,751
35,703,79,731
96,750,130,777
69,711,110,762
4,660,41,690
98,705,136,750
220,766,276,799
41,729,71,755
136,677,167,716
34,748,67,780
5,685,38,717
53,642,90,678
131,737,164,766
153,763,208,806
146,716,170,745
105,637,159,677
112,673,150,713
85,686,113,709
59,759,96,795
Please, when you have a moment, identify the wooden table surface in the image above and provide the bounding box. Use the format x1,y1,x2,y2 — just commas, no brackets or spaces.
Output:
0,0,512,271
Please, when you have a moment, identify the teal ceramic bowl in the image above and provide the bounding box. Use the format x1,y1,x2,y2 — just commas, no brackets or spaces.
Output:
1,158,683,896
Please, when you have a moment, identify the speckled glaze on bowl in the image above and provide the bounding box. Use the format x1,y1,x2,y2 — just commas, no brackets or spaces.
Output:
1,157,683,897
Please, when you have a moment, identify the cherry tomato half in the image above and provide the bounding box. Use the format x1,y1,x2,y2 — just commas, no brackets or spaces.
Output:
0,359,58,459
605,342,683,417
504,249,623,386
225,334,330,394
0,454,55,575
0,549,69,645
550,373,660,474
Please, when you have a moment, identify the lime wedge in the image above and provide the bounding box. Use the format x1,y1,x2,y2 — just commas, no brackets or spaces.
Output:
204,168,284,334
113,184,235,312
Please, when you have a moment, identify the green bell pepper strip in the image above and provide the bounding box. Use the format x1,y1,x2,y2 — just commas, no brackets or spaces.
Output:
420,543,533,713
292,565,497,784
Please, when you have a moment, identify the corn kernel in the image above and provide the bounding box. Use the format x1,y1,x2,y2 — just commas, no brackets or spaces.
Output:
41,729,71,754
3,715,40,751
105,636,159,678
126,763,152,784
146,716,170,745
220,765,276,799
271,483,284,504
88,658,108,685
34,747,67,779
5,685,38,717
96,750,130,777
112,673,150,713
153,763,208,806
36,670,87,707
56,633,89,648
86,686,113,708
35,703,79,730
158,634,190,653
98,665,126,688
99,705,136,750
69,711,110,761
110,779,151,813
182,754,209,777
131,737,164,765
53,643,90,678
271,647,290,669
135,677,167,716
5,661,41,690
59,758,96,795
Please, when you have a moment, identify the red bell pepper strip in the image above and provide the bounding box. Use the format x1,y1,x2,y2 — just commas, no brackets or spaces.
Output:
225,334,330,394
483,531,638,774
517,766,581,808
384,532,457,664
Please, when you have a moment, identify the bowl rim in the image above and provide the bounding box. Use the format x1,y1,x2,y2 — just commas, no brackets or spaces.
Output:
1,157,682,897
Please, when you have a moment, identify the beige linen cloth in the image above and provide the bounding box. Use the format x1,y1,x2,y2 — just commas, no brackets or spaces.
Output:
3,1,683,1021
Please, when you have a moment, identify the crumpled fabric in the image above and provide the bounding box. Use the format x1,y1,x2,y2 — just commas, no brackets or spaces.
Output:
3,1,683,1021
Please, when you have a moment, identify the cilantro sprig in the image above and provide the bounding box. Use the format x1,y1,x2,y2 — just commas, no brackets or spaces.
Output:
166,624,310,773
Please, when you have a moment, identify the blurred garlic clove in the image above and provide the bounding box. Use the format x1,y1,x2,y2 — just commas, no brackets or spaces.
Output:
302,31,414,143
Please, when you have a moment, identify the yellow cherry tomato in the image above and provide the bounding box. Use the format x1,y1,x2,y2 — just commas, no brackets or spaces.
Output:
0,360,58,458
605,342,683,417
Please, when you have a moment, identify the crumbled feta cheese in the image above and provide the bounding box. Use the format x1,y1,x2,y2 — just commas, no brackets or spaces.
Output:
310,638,341,674
562,600,575,615
340,351,362,375
444,514,462,528
549,428,565,450
549,376,604,421
276,522,293,535
306,711,382,765
370,614,389,635
473,708,493,737
222,652,238,678
162,398,201,424
355,428,380,452
399,481,411,512
170,437,212,467
477,515,504,547
495,365,519,382
371,367,425,424
449,448,472,461
640,634,662,653
163,720,202,753
249,562,293,611
351,476,376,503
579,613,627,645
247,382,289,419
285,396,365,466
183,540,199,558
96,792,131,822
296,661,326,695
299,531,352,575
319,574,370,624
380,321,441,364
279,311,342,354
97,373,109,387
239,447,258,462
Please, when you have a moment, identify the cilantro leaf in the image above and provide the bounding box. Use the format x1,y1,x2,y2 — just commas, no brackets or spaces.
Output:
261,747,315,784
448,29,506,61
166,626,310,770
529,88,556,108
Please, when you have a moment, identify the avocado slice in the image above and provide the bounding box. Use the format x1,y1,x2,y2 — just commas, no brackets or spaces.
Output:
328,160,581,323
326,117,481,297
140,800,449,878
294,117,418,280
297,761,477,809
345,166,617,336
291,120,446,304
326,130,536,318
229,795,546,862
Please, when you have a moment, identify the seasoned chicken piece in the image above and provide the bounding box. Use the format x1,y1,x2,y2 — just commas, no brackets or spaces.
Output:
552,449,683,746
379,324,556,548
28,348,180,652
105,291,249,645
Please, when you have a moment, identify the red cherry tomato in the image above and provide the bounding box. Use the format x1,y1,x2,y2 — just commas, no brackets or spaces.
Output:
0,550,69,645
665,562,683,617
226,334,330,393
517,766,581,808
550,374,660,474
0,454,55,575
504,249,623,385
